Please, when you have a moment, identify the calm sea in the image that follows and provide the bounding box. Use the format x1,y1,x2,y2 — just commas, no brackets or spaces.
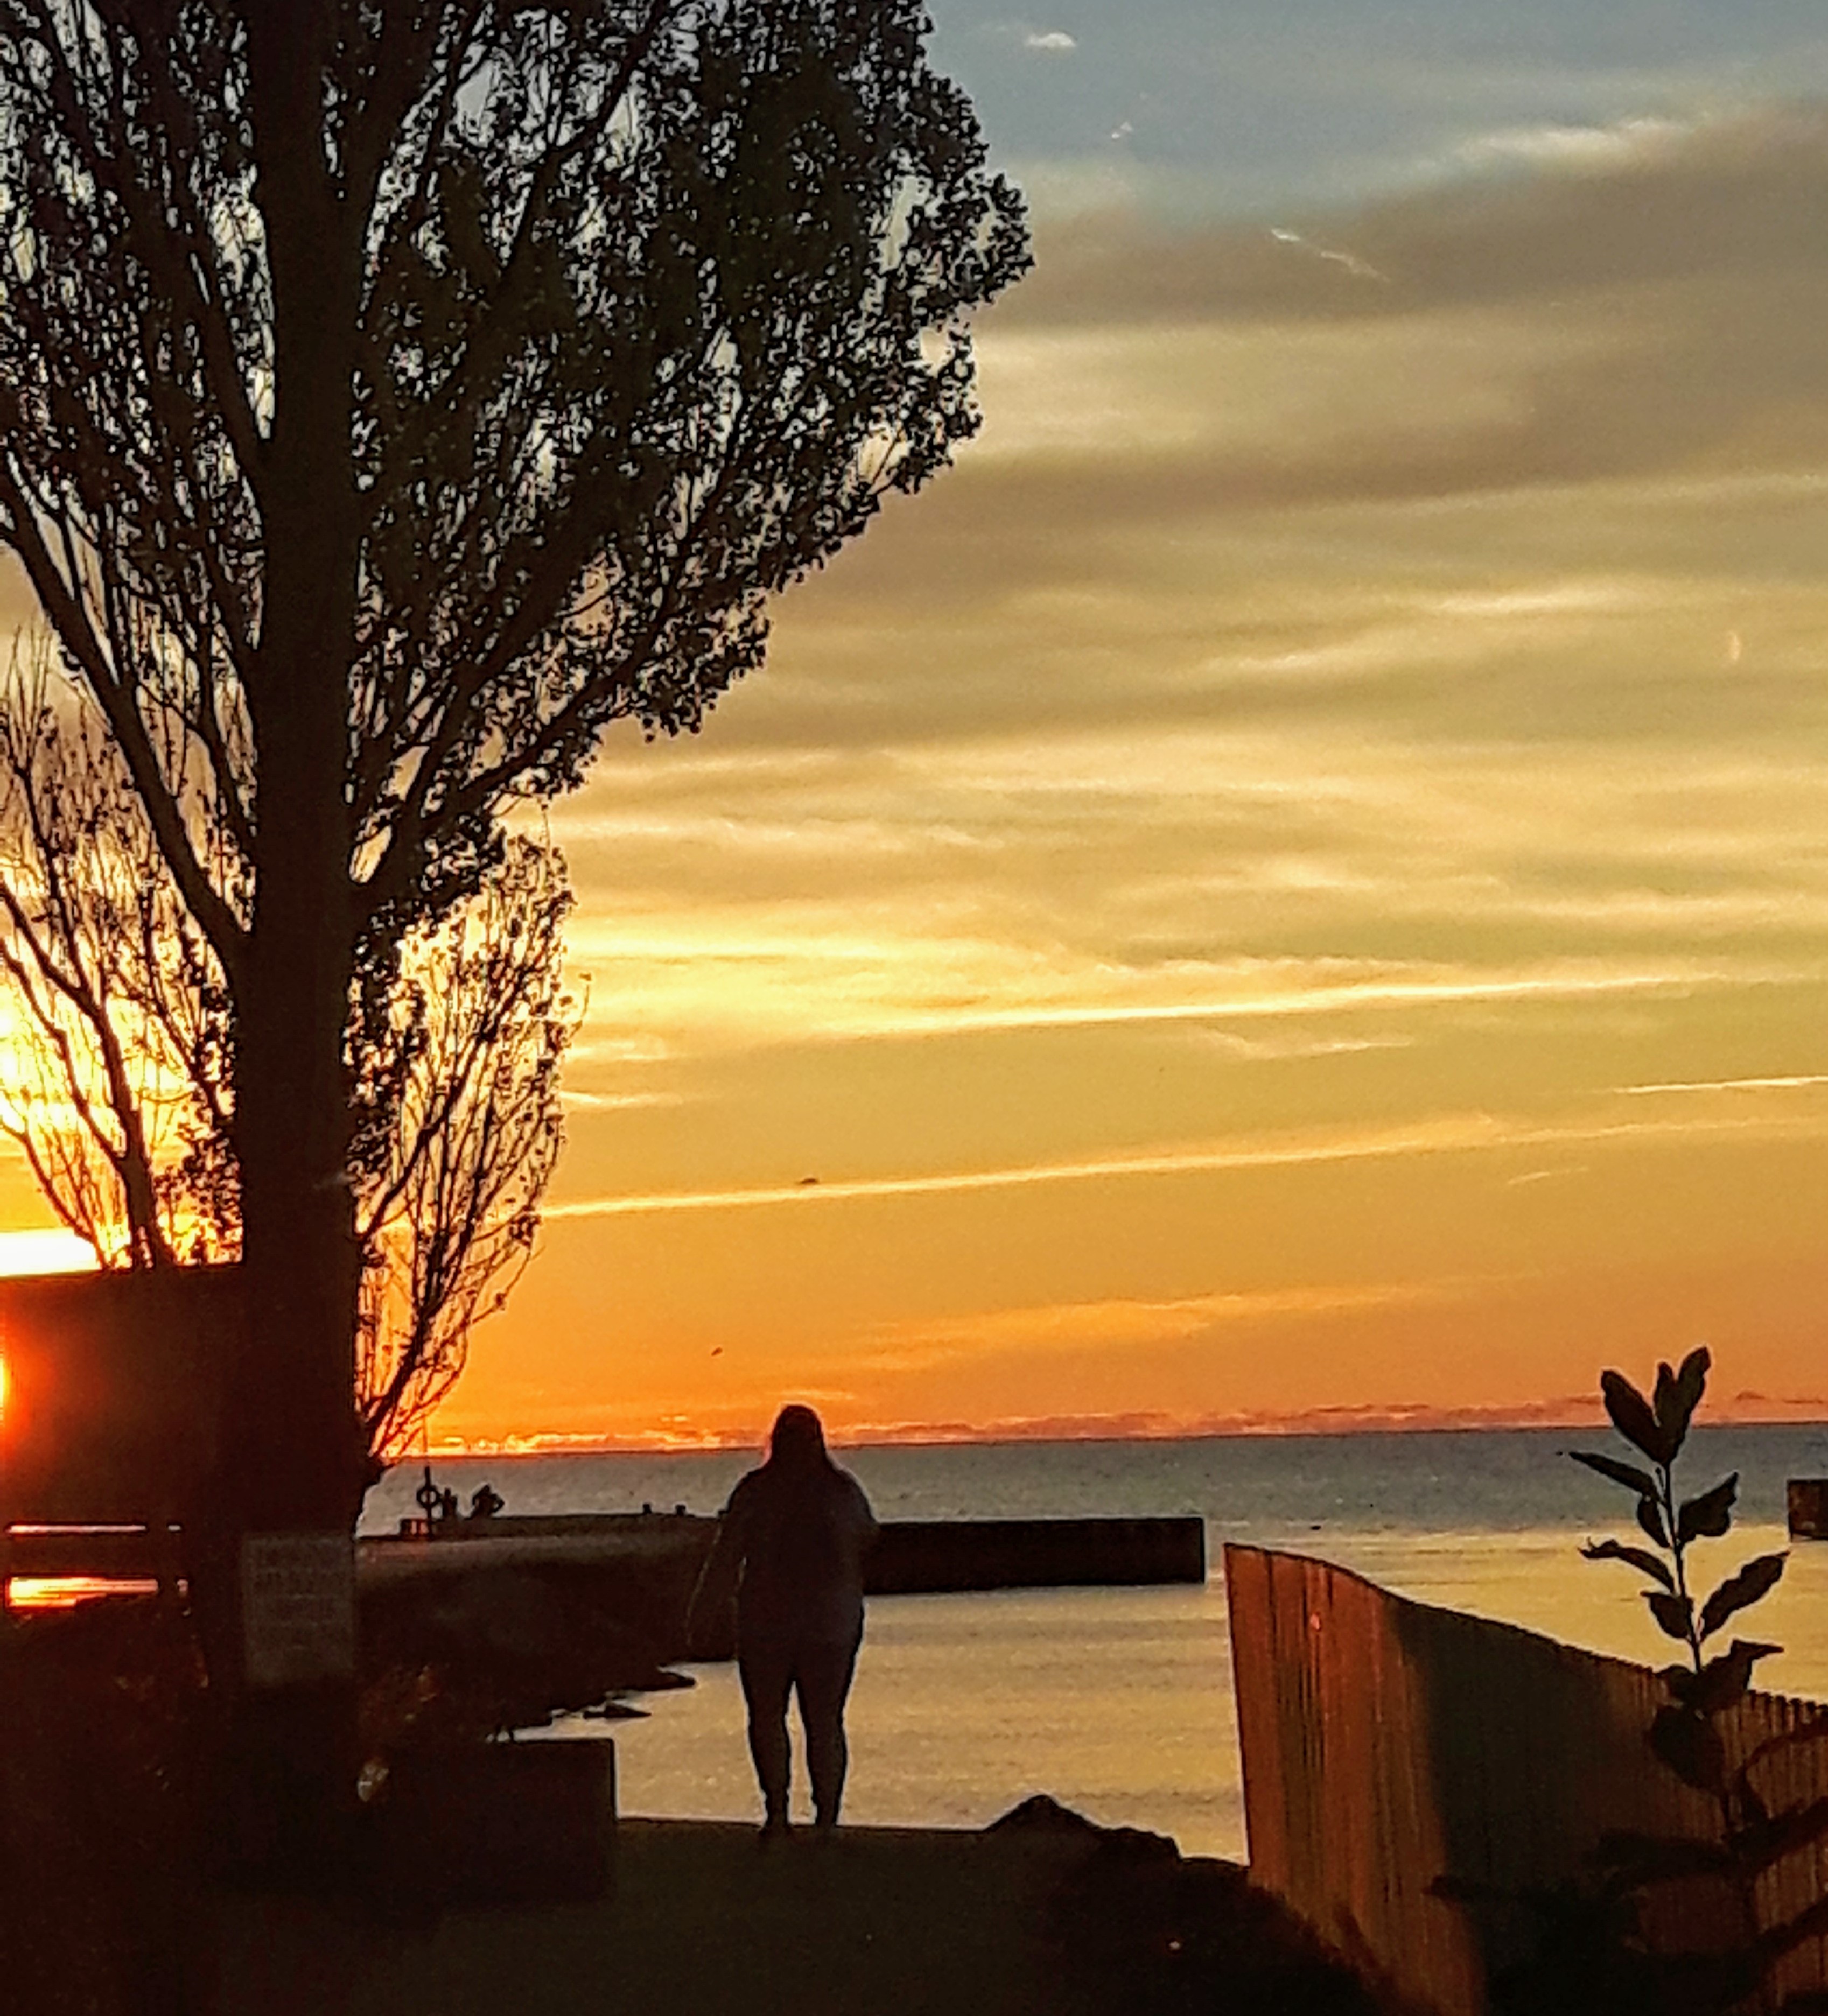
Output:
363,1425,1828,1860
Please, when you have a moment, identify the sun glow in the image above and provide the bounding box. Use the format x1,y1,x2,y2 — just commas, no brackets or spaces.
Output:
0,1229,96,1277
6,1576,160,1611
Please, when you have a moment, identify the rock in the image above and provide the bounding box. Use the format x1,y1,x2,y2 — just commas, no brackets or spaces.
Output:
424,1568,573,1662
359,1562,698,1745
987,1793,1105,1837
1045,1843,1389,2015
986,1794,1386,2013
987,1794,1178,1863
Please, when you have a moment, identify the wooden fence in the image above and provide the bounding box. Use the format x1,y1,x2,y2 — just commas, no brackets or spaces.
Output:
1225,1543,1828,2014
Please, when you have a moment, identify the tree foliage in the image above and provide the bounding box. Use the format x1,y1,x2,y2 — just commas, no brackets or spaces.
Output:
352,833,577,1458
0,640,578,1460
0,643,228,1269
0,0,1027,1516
0,0,1027,968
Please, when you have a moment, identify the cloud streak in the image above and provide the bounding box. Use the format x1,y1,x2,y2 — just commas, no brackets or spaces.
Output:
845,1276,1498,1372
1616,1074,1828,1097
434,89,1828,1441
545,1101,1828,1222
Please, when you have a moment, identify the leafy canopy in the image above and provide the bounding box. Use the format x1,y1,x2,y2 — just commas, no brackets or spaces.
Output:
0,0,1031,972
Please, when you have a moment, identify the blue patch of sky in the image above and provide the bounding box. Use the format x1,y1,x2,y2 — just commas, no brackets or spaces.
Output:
925,0,1828,213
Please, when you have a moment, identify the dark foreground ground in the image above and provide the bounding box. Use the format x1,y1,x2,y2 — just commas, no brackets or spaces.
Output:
212,1811,1384,2016
1,1598,1386,2016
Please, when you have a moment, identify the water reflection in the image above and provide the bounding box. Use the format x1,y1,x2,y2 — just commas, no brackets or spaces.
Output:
1314,1522,1828,1699
594,1580,1243,1857
582,1525,1828,1864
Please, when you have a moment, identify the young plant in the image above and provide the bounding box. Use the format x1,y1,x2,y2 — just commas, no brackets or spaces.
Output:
1568,1347,1828,2014
1572,1346,1785,1719
1574,1346,1787,1821
1447,1355,1828,2016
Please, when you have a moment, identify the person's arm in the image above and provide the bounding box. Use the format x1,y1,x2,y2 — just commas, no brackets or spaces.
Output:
685,1488,748,1655
849,1476,881,1561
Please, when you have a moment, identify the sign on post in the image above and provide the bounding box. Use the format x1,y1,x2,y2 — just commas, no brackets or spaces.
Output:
240,1532,357,1689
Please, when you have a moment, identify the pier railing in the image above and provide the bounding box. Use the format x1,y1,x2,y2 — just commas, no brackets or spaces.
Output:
1225,1543,1828,2015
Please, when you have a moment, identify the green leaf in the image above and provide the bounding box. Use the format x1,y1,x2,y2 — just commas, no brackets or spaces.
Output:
1672,1638,1780,1716
1652,1348,1710,1455
1747,1795,1828,1874
1650,1704,1726,1793
1672,1346,1710,1441
1677,1473,1738,1545
1581,1538,1675,1592
1700,1553,1787,1640
1636,1494,1670,1549
1570,1449,1657,1498
1602,1368,1670,1463
1593,1829,1731,1882
1646,1589,1694,1642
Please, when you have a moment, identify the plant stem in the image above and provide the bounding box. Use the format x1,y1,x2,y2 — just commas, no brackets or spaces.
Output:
1661,1459,1703,1671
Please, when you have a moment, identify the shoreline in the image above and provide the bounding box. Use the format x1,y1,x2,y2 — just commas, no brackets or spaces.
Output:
414,1410,1828,1459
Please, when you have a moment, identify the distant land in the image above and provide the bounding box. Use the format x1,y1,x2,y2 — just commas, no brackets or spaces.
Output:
431,1392,1828,1457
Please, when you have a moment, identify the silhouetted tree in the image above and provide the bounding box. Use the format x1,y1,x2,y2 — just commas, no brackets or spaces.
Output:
0,642,576,1462
351,833,577,1459
0,0,1028,1578
0,646,208,1270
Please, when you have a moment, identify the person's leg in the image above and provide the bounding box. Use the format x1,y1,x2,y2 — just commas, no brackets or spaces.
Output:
738,1640,795,1827
796,1631,862,1828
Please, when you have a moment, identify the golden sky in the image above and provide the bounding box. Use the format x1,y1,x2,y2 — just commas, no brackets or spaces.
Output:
11,6,1828,1445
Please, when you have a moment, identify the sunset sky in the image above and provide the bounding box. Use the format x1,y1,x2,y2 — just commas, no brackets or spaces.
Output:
11,1,1828,1447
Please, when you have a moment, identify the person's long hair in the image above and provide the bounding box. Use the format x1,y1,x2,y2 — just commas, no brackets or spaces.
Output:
766,1404,835,1479
740,1406,853,1603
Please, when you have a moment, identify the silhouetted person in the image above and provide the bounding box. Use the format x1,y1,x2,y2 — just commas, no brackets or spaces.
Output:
437,1487,460,1523
468,1480,505,1521
689,1405,879,1834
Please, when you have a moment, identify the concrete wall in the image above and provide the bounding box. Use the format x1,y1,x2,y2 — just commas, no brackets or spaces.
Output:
868,1517,1204,1594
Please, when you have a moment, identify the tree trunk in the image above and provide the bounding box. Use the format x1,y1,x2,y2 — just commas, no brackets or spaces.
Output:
229,814,363,1534
202,2,369,1878
207,827,364,1879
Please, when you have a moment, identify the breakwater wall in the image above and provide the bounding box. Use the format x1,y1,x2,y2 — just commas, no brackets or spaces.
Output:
358,1514,1207,1686
866,1517,1204,1593
1789,1477,1828,1537
356,1516,1209,1701
363,1512,1206,1598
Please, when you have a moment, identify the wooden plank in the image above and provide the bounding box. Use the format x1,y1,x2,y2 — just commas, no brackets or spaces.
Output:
2,1528,175,1577
0,1267,239,1525
1224,1544,1828,2016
